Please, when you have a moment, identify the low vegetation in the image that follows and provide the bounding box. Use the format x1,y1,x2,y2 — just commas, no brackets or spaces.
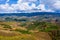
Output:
0,21,59,40
15,28,32,34
0,24,12,29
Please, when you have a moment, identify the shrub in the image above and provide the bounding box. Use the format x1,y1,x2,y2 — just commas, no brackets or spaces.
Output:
19,23,27,27
1,24,12,29
15,29,31,34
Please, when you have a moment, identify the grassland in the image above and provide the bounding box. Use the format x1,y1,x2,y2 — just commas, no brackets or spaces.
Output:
0,21,59,40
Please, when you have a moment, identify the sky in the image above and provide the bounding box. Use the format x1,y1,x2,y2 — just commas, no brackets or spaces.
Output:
0,0,60,13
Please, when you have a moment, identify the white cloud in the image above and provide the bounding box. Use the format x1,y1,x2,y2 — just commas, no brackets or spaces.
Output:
37,4,45,10
53,1,60,10
37,4,54,12
0,0,55,13
0,3,17,13
18,0,37,3
6,0,9,2
41,0,60,11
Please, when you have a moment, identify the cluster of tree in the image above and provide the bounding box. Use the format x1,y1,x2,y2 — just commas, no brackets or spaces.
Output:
5,17,27,22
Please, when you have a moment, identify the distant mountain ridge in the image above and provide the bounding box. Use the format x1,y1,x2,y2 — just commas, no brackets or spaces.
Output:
0,12,60,17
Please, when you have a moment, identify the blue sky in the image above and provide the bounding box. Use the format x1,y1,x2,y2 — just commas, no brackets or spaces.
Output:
0,0,60,13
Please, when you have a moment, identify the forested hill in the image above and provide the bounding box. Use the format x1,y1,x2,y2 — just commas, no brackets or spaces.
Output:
0,12,60,17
